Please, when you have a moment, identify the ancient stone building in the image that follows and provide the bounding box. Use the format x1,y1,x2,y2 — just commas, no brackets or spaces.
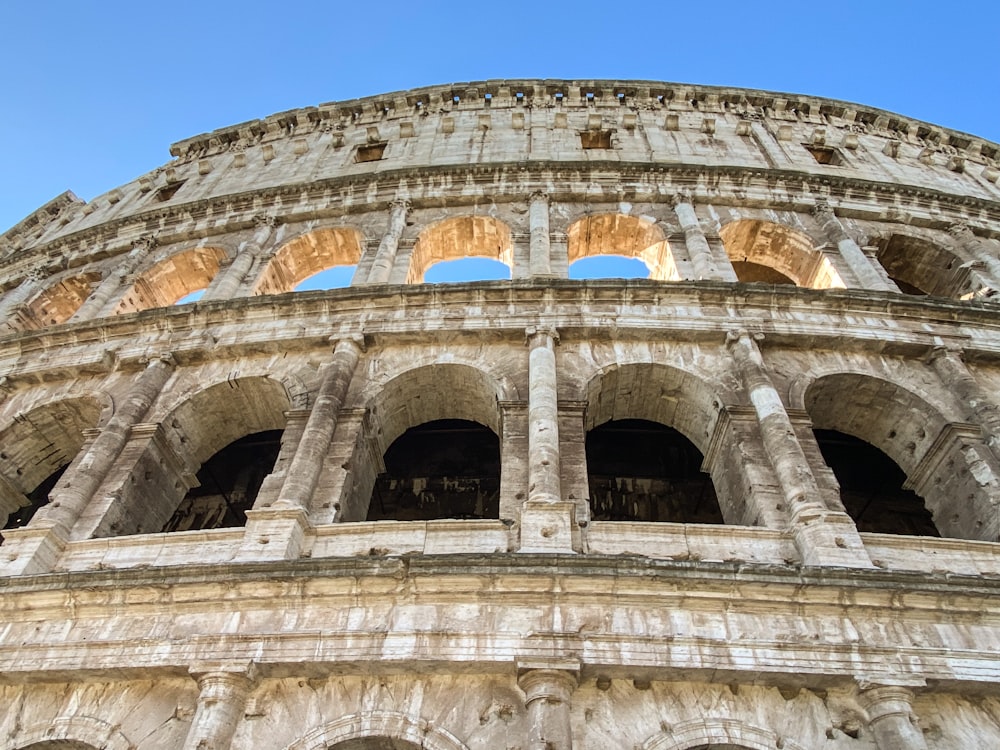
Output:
2,79,1000,749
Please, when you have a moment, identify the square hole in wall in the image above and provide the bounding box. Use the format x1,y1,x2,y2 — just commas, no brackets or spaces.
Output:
356,143,387,163
804,145,843,165
154,182,185,202
581,130,613,149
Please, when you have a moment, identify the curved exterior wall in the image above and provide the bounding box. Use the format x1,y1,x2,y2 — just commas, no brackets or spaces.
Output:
2,80,1000,749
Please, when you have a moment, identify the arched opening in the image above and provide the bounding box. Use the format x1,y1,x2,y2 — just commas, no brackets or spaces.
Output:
874,234,973,298
586,419,722,522
425,257,511,283
814,429,939,535
720,219,843,288
254,227,362,295
367,418,500,521
567,214,679,281
22,272,101,327
113,246,227,314
295,265,357,291
343,364,504,522
408,216,513,283
162,429,283,532
90,378,290,538
803,372,991,539
569,255,650,280
0,396,102,531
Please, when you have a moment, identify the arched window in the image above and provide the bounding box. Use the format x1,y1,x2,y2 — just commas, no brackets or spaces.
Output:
874,234,974,298
22,271,101,327
568,255,650,280
254,227,362,294
425,257,511,283
567,214,679,280
113,246,227,314
720,219,843,288
408,216,513,283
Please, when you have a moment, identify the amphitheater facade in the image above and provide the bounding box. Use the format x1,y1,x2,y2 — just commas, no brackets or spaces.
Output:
2,79,1000,749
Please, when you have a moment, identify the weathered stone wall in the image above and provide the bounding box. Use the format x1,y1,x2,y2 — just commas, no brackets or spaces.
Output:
2,80,1000,748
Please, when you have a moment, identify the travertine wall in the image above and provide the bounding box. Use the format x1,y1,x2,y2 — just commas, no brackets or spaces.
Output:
2,80,1000,749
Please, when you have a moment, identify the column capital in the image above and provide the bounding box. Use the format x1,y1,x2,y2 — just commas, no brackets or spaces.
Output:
389,198,411,213
925,344,964,365
252,213,279,228
811,199,835,219
526,325,559,346
330,333,366,354
517,666,580,705
139,351,177,368
190,660,258,688
131,235,158,253
667,187,694,207
725,328,764,347
529,190,549,202
948,221,976,240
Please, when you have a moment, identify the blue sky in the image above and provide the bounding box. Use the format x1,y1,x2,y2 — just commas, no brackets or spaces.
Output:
2,0,997,240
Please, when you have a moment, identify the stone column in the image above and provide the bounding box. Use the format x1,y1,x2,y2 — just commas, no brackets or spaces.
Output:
928,346,1000,459
812,203,893,291
182,663,256,750
727,329,871,567
366,200,409,284
529,192,553,277
1,353,175,575
240,336,363,561
950,222,1000,286
518,667,578,750
202,215,277,300
671,193,721,280
0,270,45,323
72,237,157,320
860,686,928,750
520,327,576,552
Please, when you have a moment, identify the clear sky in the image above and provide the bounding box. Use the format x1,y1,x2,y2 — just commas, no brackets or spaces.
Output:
1,0,997,235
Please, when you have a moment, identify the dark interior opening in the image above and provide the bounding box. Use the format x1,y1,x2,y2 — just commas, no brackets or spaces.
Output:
814,429,939,536
356,143,387,163
580,130,613,149
1,465,68,540
161,430,282,532
888,276,928,295
804,145,842,165
367,419,500,521
586,419,723,523
731,260,796,285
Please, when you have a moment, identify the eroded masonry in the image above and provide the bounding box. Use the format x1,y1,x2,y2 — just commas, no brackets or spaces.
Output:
2,79,1000,749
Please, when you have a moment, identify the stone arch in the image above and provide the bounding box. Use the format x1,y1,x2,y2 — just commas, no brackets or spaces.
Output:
282,710,469,750
254,226,363,294
567,213,678,280
343,363,506,521
720,219,843,288
113,246,228,314
584,362,741,522
91,376,292,537
873,233,975,298
407,216,513,283
0,395,104,527
640,717,808,750
20,271,101,328
12,715,133,750
803,371,999,539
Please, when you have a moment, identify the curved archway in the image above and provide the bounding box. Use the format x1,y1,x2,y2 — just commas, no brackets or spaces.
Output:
408,216,513,283
343,363,504,521
0,396,104,530
640,717,809,750
92,376,291,537
12,716,133,750
720,219,843,288
567,214,678,281
254,227,363,294
874,234,973,298
113,246,228,314
804,372,996,539
21,272,101,328
282,711,469,750
569,255,651,280
425,256,511,283
585,363,732,522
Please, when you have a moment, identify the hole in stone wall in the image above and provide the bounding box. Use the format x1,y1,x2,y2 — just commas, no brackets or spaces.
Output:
161,430,282,532
1,465,68,540
424,257,510,283
355,143,387,163
586,419,722,523
804,145,842,165
154,182,185,202
367,419,500,521
294,265,357,291
580,130,613,149
814,429,939,536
